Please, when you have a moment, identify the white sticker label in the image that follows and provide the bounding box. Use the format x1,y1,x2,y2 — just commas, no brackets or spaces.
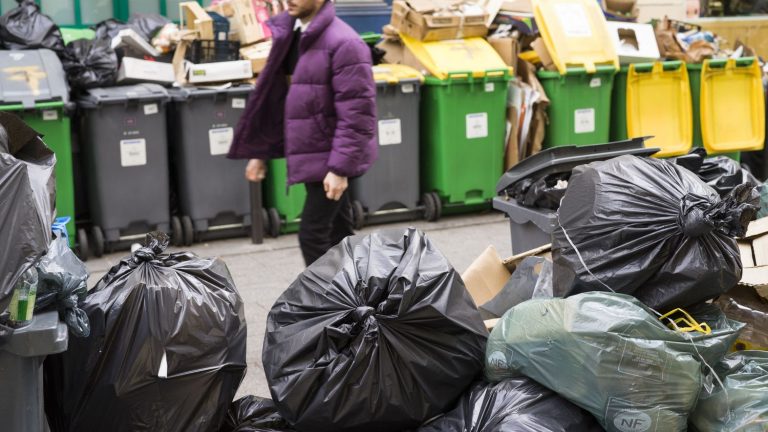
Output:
120,138,147,167
42,110,58,121
590,77,602,88
485,82,495,92
378,118,402,146
466,112,489,139
401,83,415,94
555,4,592,38
574,108,596,134
232,98,246,109
143,103,158,115
209,127,234,155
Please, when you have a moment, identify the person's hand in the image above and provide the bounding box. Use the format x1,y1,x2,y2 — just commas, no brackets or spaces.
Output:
324,172,348,201
245,159,266,182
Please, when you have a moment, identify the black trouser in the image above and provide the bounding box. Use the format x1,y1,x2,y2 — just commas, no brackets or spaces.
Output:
299,182,354,266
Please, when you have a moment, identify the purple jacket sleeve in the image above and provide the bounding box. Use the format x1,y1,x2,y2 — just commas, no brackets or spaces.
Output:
327,39,376,177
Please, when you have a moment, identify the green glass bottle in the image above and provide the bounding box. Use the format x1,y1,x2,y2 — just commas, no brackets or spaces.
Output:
9,267,38,327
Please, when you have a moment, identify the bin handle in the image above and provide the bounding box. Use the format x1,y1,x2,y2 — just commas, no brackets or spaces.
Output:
484,68,510,81
447,71,473,84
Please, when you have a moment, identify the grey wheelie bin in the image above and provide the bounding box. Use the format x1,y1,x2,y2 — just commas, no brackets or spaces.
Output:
168,85,253,245
77,84,174,256
0,311,68,432
349,64,425,228
494,137,659,254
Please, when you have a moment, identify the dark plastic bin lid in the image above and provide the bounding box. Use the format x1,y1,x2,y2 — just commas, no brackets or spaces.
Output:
0,311,68,357
496,137,659,194
77,83,170,108
493,196,559,233
169,84,254,101
0,49,69,108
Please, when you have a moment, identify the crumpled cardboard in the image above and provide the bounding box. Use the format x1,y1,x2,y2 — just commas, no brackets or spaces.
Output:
390,0,489,41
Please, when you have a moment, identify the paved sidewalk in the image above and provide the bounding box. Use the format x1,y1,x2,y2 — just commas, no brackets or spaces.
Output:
84,212,513,398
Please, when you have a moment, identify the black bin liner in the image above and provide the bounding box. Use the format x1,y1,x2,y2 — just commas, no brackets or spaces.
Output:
61,39,118,90
44,233,247,432
0,0,64,54
553,155,759,311
418,378,603,432
221,396,295,432
0,112,55,315
263,228,488,432
674,147,759,197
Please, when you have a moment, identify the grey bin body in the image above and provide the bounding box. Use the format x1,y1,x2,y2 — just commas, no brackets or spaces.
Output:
0,311,68,432
78,84,171,242
169,86,252,234
494,138,659,254
351,78,421,214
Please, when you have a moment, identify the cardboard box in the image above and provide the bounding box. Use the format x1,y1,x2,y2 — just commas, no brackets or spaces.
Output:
488,36,518,67
461,243,552,329
118,57,175,84
187,60,253,83
231,0,269,45
607,21,660,64
499,0,531,12
738,217,768,299
376,38,429,75
180,2,214,40
240,40,272,74
390,0,489,42
530,38,555,72
207,1,235,17
111,28,161,58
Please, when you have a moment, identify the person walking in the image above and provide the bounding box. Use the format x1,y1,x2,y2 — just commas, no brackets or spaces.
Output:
229,0,377,266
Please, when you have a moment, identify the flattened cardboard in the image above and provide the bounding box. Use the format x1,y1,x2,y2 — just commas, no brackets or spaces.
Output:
746,216,768,239
531,37,556,72
488,36,519,67
607,21,660,64
753,235,768,267
499,0,531,12
740,241,756,267
231,0,268,45
738,216,768,300
180,2,214,40
391,0,489,42
240,41,272,74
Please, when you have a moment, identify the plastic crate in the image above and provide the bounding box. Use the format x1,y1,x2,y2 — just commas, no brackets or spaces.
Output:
539,66,616,148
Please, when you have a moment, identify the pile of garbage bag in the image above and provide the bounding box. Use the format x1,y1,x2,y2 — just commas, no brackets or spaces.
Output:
44,232,247,432
485,292,745,431
418,378,602,432
553,155,759,310
674,147,759,197
222,396,294,432
61,38,119,90
262,228,488,432
0,113,55,315
0,0,64,54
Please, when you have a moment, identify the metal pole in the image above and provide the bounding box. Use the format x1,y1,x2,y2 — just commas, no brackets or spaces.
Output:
250,181,263,244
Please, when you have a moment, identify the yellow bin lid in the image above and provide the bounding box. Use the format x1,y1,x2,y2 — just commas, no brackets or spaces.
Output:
626,62,693,158
532,0,619,74
400,34,513,80
701,58,766,154
372,64,424,84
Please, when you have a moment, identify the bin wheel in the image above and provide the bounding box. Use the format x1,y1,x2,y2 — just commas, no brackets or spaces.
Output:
91,226,105,258
77,228,90,261
423,193,438,222
261,208,270,236
430,192,443,221
181,216,195,246
171,216,184,247
267,208,281,238
352,200,366,230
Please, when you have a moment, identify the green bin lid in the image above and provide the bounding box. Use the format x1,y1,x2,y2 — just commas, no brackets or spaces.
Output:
0,49,69,109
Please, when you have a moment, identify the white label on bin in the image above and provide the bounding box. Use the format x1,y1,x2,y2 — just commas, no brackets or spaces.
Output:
466,112,489,139
143,103,159,115
574,108,596,134
42,110,58,121
120,138,147,167
401,83,415,94
555,4,592,38
590,77,602,88
232,98,246,109
378,118,402,146
485,82,495,92
209,127,234,155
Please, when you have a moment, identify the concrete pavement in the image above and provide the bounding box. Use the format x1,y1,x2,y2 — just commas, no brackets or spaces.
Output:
84,212,513,398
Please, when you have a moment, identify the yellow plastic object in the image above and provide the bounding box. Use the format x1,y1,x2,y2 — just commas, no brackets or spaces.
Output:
531,0,619,74
372,64,424,84
659,308,712,335
626,62,693,158
701,58,766,154
519,50,540,64
399,34,513,80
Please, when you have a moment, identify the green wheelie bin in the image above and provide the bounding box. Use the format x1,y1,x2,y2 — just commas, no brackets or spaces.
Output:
263,158,307,237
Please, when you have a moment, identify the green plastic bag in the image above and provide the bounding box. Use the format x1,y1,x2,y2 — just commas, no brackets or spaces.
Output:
691,351,768,432
485,292,745,432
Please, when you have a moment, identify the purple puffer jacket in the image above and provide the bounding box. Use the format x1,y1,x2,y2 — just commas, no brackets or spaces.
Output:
228,2,377,185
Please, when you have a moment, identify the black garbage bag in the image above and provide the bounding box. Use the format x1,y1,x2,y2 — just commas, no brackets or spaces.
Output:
221,396,295,432
43,233,247,432
91,18,137,42
61,39,118,90
263,228,488,432
509,172,569,210
419,378,603,432
0,0,64,54
674,148,759,197
35,230,89,337
128,13,171,41
553,155,759,311
0,113,55,314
